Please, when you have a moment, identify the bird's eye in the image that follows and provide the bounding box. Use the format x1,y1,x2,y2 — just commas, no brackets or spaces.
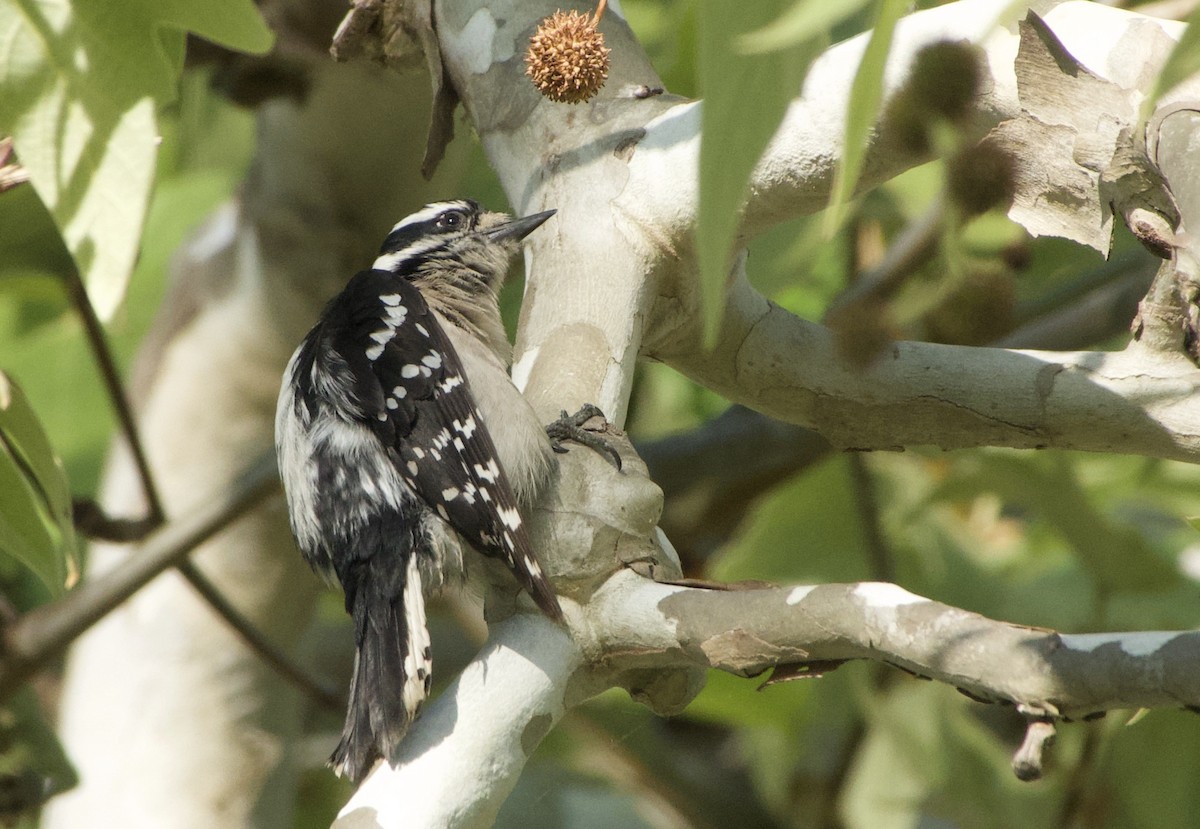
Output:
438,211,465,229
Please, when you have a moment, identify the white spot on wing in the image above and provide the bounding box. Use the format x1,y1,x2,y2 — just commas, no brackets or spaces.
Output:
366,344,384,361
473,462,497,483
422,351,442,369
401,364,420,378
454,416,477,438
441,486,460,501
499,506,522,530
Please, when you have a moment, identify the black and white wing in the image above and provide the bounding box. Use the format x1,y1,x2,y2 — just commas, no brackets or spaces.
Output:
329,269,562,620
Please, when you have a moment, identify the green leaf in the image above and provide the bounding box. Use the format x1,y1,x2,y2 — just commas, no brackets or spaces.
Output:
929,453,1179,595
1141,5,1200,123
0,0,272,320
713,456,870,584
696,1,814,346
1110,711,1200,829
825,0,907,235
737,0,873,54
0,686,79,811
0,371,76,595
0,175,76,284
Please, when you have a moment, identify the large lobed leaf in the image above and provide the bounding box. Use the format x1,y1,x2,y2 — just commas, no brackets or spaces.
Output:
0,0,272,319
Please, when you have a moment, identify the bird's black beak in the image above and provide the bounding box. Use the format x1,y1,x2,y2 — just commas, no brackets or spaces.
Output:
484,209,556,242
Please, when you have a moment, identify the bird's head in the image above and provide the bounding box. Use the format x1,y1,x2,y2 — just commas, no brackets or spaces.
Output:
372,200,556,295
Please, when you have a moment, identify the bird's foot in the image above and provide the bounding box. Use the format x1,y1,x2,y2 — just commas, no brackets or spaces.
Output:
545,404,622,470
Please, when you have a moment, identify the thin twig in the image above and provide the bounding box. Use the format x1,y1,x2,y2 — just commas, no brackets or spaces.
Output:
0,455,280,697
825,197,946,316
63,270,340,710
845,454,895,583
176,557,343,710
65,270,164,526
591,0,608,27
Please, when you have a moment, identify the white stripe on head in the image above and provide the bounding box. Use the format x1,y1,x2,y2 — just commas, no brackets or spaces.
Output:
373,200,479,271
373,237,440,271
388,201,472,235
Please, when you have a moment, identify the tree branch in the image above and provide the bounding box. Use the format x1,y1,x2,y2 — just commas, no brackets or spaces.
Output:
336,615,583,828
324,0,1196,822
328,2,1200,821
64,262,340,711
591,570,1200,727
656,268,1200,462
643,256,1156,569
0,454,281,697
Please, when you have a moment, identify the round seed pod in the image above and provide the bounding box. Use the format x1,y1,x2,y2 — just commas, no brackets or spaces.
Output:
525,9,611,104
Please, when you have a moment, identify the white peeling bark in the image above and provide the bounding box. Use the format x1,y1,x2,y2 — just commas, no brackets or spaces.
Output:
336,616,582,828
591,571,1200,720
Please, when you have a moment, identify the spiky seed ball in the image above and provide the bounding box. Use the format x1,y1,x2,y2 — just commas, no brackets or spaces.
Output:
947,139,1016,217
909,40,982,121
525,10,611,104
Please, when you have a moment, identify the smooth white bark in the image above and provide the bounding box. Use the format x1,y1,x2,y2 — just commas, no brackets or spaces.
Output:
336,616,581,828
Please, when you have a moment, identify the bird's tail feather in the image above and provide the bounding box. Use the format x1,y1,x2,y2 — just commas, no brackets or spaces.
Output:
331,552,430,784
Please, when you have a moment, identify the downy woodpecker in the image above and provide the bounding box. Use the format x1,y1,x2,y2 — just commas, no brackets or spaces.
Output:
276,200,602,783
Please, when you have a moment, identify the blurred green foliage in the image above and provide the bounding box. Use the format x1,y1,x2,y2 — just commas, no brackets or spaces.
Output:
1,0,1198,826
0,0,271,319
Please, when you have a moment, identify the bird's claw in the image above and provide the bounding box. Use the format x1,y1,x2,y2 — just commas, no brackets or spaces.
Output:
545,404,622,470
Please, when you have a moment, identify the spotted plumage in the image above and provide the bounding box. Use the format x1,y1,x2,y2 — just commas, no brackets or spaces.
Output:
275,200,564,785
